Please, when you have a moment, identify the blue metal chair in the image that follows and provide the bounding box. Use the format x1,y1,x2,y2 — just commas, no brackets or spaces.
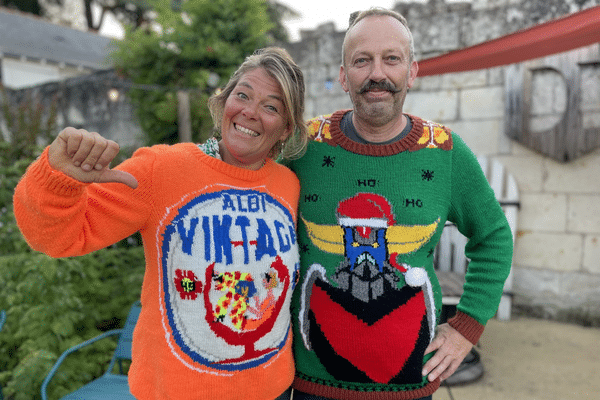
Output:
0,310,5,400
41,302,141,400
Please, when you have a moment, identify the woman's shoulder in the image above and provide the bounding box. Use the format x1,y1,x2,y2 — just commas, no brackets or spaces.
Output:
270,159,299,180
130,142,203,161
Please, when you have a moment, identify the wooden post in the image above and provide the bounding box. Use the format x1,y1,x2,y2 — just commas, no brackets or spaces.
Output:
177,90,192,143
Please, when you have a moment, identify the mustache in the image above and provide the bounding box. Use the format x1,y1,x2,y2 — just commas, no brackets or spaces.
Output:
358,80,402,94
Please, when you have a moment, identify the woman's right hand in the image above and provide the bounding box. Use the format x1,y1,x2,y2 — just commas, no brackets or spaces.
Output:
48,127,138,189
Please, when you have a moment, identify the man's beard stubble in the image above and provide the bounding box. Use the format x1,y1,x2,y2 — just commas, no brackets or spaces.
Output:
352,80,407,128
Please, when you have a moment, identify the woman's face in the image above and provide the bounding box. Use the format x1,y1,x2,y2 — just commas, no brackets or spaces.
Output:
220,68,291,170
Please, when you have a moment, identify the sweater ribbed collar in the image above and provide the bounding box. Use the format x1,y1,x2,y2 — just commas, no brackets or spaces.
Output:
191,143,275,182
327,109,425,156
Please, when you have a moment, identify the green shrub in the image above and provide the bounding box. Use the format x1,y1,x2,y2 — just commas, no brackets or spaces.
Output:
1,70,147,400
0,84,57,255
0,247,145,400
110,0,273,146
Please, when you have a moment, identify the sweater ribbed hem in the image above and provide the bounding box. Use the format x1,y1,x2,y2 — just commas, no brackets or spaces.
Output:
447,311,485,345
292,377,440,400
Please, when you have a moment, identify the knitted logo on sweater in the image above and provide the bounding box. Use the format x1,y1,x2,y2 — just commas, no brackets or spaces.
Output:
158,187,298,372
299,193,439,384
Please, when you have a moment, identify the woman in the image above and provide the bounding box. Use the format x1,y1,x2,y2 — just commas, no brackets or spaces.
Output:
14,47,306,400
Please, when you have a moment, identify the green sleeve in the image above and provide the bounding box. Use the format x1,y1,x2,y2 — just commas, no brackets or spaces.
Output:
448,134,513,325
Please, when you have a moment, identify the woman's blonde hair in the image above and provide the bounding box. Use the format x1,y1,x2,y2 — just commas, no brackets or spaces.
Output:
208,47,307,160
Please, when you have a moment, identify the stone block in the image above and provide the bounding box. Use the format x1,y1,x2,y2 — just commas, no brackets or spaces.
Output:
446,119,503,155
513,267,600,325
463,12,505,47
471,0,514,11
514,231,582,271
568,195,600,234
404,90,458,122
495,153,544,193
519,193,567,232
307,95,351,119
413,13,461,54
441,70,487,89
508,141,538,157
513,267,561,298
583,235,600,274
460,86,504,119
497,124,513,155
413,75,443,91
559,271,600,305
488,66,505,86
544,150,600,193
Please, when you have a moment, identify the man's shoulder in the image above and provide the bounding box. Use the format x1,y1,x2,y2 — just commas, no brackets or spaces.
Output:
408,115,454,152
306,113,336,140
307,113,336,123
305,110,349,142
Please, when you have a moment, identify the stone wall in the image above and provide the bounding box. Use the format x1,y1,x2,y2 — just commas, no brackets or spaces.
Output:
287,0,600,325
1,70,142,149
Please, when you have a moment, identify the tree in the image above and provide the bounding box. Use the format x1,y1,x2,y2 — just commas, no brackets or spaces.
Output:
83,0,153,32
3,0,292,43
1,0,152,31
0,0,42,15
265,0,299,43
110,0,273,145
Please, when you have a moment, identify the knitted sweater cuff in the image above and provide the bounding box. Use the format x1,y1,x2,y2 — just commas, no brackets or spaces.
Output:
30,147,89,196
447,311,485,345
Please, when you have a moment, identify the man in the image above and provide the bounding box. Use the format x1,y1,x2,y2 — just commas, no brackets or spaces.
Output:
286,8,513,400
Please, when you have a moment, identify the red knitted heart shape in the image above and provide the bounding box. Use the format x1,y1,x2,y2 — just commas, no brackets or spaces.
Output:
310,284,425,383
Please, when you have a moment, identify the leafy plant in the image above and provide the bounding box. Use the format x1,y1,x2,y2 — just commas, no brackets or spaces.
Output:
0,247,145,400
0,85,57,255
0,84,146,400
110,0,273,145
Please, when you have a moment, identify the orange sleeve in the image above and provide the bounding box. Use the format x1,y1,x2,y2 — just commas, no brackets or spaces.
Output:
13,147,154,257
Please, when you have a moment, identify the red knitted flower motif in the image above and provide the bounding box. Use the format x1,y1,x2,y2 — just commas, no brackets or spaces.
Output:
174,269,203,300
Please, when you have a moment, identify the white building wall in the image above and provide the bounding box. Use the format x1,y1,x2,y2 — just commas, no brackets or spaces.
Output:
2,59,62,89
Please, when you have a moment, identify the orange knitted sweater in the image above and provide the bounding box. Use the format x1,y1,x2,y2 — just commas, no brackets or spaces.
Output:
14,143,300,400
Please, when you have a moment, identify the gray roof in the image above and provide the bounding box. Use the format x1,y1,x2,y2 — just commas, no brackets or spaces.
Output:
0,8,115,69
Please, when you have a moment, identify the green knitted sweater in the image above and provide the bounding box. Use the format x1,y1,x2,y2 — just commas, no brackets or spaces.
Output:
287,111,513,399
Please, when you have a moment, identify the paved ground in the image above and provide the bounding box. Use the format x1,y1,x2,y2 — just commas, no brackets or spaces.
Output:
435,316,600,400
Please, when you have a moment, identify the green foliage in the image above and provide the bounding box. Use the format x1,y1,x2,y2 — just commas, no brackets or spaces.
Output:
2,0,42,16
110,0,273,145
87,0,154,31
0,85,57,255
0,85,146,399
0,143,34,255
0,247,145,400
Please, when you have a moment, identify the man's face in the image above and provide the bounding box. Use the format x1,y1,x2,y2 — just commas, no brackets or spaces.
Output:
339,15,418,129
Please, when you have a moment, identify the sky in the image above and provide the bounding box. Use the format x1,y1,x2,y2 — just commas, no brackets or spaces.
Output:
278,0,399,42
99,0,433,42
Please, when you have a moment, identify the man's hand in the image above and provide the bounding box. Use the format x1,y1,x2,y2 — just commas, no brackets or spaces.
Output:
422,323,473,382
48,127,138,189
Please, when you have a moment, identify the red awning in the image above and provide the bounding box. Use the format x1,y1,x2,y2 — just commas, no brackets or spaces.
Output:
417,5,600,77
